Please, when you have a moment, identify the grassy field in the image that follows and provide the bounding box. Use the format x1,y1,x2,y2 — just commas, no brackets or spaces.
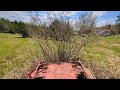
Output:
0,33,120,79
80,36,120,79
0,33,42,79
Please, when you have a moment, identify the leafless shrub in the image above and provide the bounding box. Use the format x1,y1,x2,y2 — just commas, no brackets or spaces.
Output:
27,11,98,63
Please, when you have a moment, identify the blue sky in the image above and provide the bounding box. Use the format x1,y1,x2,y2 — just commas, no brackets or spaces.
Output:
0,11,120,27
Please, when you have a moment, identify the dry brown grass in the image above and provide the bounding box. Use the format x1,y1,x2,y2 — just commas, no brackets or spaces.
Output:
81,60,120,79
2,58,40,79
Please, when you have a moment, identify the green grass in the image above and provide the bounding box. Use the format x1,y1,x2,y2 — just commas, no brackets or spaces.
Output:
0,33,120,79
80,36,120,78
0,33,42,78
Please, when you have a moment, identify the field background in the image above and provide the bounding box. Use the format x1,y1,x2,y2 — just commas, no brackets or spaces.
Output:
0,33,120,79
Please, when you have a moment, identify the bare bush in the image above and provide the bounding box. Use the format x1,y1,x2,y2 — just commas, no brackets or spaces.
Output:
27,11,98,63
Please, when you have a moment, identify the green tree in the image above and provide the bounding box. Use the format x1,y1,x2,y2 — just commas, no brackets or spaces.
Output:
0,18,10,33
116,14,120,34
18,21,29,38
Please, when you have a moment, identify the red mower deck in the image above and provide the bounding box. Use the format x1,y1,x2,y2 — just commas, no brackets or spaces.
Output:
27,61,95,79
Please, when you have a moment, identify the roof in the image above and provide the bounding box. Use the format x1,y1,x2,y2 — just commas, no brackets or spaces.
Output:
95,29,111,36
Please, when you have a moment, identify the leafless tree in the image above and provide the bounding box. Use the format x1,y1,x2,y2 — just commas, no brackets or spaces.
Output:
76,12,97,35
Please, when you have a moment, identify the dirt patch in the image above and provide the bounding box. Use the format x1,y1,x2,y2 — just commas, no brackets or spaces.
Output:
111,44,120,46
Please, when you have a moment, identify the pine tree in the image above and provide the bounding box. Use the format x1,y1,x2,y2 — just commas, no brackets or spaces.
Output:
116,14,120,34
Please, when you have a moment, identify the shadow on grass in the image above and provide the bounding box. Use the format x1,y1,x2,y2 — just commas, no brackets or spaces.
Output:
15,37,23,38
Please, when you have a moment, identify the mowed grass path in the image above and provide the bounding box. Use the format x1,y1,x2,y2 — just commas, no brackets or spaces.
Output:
0,33,120,79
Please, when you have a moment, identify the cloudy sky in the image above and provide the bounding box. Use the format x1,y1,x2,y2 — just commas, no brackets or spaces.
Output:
0,11,119,27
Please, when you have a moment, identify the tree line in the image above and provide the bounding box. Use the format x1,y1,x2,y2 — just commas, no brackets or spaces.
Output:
0,12,120,39
0,17,27,37
0,17,74,39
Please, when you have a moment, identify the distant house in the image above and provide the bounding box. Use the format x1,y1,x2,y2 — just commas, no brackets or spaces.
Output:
74,29,112,36
95,29,111,36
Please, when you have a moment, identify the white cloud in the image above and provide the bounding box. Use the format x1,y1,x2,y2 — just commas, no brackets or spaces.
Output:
67,11,81,16
0,11,81,23
96,18,115,27
47,11,80,16
93,11,108,17
0,11,28,22
30,11,81,25
1,11,112,27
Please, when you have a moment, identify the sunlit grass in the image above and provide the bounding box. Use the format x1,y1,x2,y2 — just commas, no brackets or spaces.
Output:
80,36,120,78
0,33,120,79
0,33,42,78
